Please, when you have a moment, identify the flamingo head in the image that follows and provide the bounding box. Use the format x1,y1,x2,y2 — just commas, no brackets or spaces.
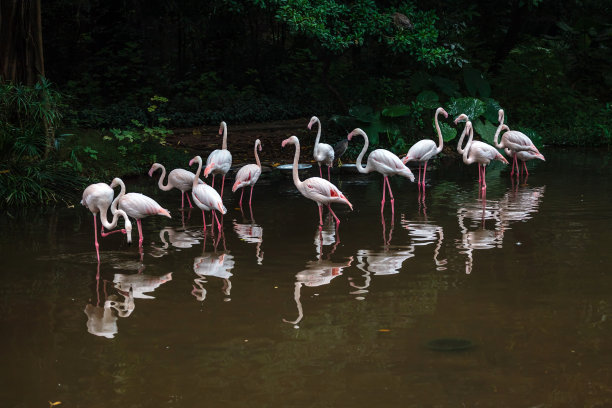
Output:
256,139,262,152
218,121,226,136
281,136,298,148
203,162,215,177
347,128,363,141
307,116,318,130
497,153,509,165
148,163,161,177
401,155,410,164
159,208,172,218
436,107,449,119
536,153,546,161
110,178,122,189
498,109,505,125
454,114,469,125
189,156,201,167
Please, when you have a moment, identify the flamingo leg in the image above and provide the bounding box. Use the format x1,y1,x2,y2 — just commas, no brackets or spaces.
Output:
186,192,193,208
181,192,185,209
93,214,100,263
523,161,529,176
201,210,207,234
240,188,244,207
380,177,386,214
212,211,222,232
386,177,395,218
249,185,254,207
137,219,144,247
318,204,323,230
514,155,519,178
418,164,422,187
510,156,516,177
220,175,226,197
482,166,487,190
327,166,331,181
319,165,323,178
327,204,340,226
422,161,428,189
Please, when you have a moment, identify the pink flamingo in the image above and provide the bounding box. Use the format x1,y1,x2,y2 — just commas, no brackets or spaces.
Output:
110,179,171,247
232,139,263,207
504,146,545,178
204,121,232,197
455,115,508,190
281,135,352,228
190,155,227,233
148,162,203,209
402,107,448,189
81,180,133,262
493,109,544,176
347,128,415,217
308,116,334,180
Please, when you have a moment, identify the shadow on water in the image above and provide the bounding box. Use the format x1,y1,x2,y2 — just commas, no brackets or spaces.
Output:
2,148,612,407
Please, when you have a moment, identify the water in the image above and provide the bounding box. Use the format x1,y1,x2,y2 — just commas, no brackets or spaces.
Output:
2,148,612,407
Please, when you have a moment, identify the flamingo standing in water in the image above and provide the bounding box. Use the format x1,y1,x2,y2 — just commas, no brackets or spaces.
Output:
281,135,352,228
232,139,263,208
190,155,227,233
81,180,132,262
347,128,415,217
308,116,334,180
148,163,202,209
493,109,544,176
110,179,171,247
402,107,448,189
504,146,546,178
455,115,508,190
204,121,232,197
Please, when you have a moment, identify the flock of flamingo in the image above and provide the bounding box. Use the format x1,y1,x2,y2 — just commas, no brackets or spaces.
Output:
81,108,545,262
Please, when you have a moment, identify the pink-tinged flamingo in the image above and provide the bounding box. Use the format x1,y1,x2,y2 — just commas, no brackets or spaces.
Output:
204,121,233,197
308,116,334,180
81,180,133,262
232,139,263,208
493,109,544,176
148,162,203,209
455,115,508,190
110,179,171,247
402,107,448,189
190,155,227,233
347,128,415,217
504,145,545,178
281,135,353,229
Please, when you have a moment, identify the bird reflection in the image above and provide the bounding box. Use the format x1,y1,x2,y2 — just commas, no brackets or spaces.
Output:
84,269,118,338
400,214,447,270
112,269,173,299
498,185,545,228
192,237,235,302
233,219,264,265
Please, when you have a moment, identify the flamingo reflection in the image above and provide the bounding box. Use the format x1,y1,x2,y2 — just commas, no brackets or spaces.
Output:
84,269,119,338
233,219,264,265
401,214,447,270
113,269,173,299
192,237,235,302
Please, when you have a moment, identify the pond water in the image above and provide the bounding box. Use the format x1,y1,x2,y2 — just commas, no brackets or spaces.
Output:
1,148,612,407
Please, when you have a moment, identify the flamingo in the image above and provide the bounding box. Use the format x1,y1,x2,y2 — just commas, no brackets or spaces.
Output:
204,121,232,197
455,115,508,190
81,180,133,262
190,155,227,233
493,109,544,176
402,107,448,189
110,179,171,247
504,145,546,178
148,163,203,209
281,135,352,228
232,139,263,207
347,128,415,217
308,116,334,180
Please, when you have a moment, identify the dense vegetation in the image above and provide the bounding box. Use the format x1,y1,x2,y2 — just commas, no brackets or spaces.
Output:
1,0,611,208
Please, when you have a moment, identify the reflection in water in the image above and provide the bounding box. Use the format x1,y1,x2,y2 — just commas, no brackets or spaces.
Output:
233,219,264,265
84,277,118,338
456,185,545,274
113,270,173,299
401,214,447,271
192,244,235,302
150,226,202,258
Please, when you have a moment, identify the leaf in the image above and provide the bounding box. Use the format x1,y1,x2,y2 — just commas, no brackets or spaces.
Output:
473,119,498,145
483,98,503,124
382,104,411,117
439,122,457,142
416,90,440,109
446,97,485,120
349,105,376,123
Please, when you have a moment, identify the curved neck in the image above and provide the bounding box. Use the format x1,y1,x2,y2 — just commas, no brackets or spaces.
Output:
462,129,475,164
354,131,369,174
100,207,128,230
192,158,203,189
221,123,228,150
111,180,126,214
155,165,172,191
313,119,321,148
457,124,470,154
434,110,444,153
254,141,261,168
493,124,505,149
290,141,303,189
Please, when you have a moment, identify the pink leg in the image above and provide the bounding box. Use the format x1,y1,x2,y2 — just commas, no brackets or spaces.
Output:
93,214,100,263
186,193,193,208
137,219,144,247
181,192,185,209
212,211,222,232
202,210,207,233
220,175,226,197
418,164,422,186
514,156,519,178
327,166,331,181
386,177,395,218
422,161,428,188
319,165,323,178
249,185,254,207
381,177,387,214
327,204,340,226
523,161,529,176
482,166,487,190
318,205,323,230
240,188,244,207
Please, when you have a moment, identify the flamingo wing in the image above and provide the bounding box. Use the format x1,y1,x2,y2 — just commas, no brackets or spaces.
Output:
314,143,334,166
169,169,202,192
206,149,233,175
119,193,170,219
406,139,437,162
233,164,261,191
302,177,352,209
369,149,415,181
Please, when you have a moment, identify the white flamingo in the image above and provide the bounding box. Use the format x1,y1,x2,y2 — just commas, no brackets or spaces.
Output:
455,115,508,190
110,179,171,247
148,162,202,209
308,116,334,180
81,179,133,262
281,135,352,228
402,107,448,188
204,121,233,197
232,139,263,207
493,109,544,176
347,128,415,217
504,146,546,178
190,155,227,233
